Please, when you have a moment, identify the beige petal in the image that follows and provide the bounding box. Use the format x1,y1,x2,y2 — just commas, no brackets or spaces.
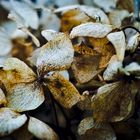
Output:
28,117,59,140
93,0,118,12
107,31,126,61
6,82,44,112
103,60,122,81
37,34,74,73
109,10,129,28
0,57,36,88
70,22,113,39
92,81,137,122
45,72,84,108
0,108,27,136
78,117,116,140
0,88,7,106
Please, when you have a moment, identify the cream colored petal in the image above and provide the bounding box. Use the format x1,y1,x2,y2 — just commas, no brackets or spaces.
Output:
37,34,74,73
28,117,59,140
41,30,62,41
70,22,113,39
0,108,27,136
0,57,36,87
107,31,126,61
45,72,84,109
6,82,45,112
0,88,7,106
103,60,122,81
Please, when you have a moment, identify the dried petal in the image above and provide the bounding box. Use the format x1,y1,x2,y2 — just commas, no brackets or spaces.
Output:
10,0,39,29
103,60,122,81
70,22,113,39
78,117,116,140
93,0,118,12
72,55,100,84
92,81,137,122
0,108,27,136
37,34,74,73
28,117,59,140
0,57,36,87
45,72,84,108
6,82,44,112
109,10,129,28
107,31,126,61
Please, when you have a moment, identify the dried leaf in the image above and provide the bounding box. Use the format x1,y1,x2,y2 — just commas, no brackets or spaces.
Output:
78,117,116,140
45,72,84,108
37,34,74,73
28,117,59,140
92,81,137,122
0,88,7,106
107,31,126,61
0,108,27,136
70,22,113,39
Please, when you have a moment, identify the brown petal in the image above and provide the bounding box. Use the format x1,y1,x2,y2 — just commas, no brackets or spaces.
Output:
0,88,7,106
45,72,84,108
92,81,137,122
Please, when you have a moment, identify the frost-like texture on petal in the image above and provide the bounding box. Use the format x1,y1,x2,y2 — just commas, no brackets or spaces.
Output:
6,82,44,112
45,72,84,108
10,0,39,29
78,117,116,140
0,108,27,136
107,31,126,61
70,22,112,39
37,34,74,73
28,117,59,140
93,0,118,12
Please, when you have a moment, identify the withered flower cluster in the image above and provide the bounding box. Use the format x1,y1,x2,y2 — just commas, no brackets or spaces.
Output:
0,0,140,140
